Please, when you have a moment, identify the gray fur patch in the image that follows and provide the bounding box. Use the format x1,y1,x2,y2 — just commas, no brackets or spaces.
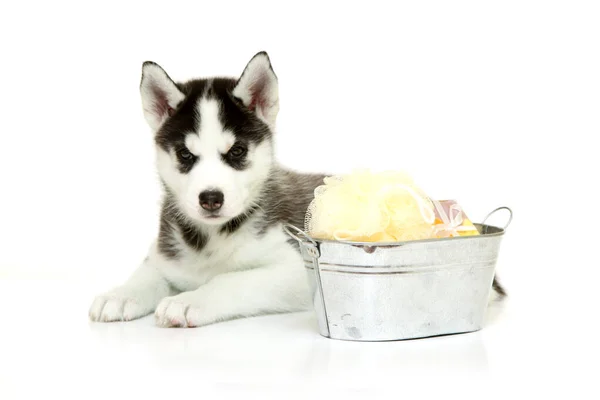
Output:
254,167,327,235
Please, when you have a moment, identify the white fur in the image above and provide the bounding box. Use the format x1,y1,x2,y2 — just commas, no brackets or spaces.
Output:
154,225,309,327
89,217,310,327
88,243,175,322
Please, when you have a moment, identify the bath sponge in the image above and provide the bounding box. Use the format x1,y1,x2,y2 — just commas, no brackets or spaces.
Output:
305,170,436,242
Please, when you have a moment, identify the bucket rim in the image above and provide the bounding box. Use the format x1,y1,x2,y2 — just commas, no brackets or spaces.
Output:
303,223,505,248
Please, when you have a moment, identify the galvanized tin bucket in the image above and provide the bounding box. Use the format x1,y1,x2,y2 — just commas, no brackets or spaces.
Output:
284,207,512,341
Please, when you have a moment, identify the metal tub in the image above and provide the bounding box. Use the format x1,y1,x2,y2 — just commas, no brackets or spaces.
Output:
284,207,512,341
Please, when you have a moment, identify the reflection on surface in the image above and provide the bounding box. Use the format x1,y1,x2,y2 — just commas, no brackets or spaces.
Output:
88,310,491,387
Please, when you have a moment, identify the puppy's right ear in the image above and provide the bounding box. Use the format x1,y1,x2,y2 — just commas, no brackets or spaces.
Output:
140,62,185,131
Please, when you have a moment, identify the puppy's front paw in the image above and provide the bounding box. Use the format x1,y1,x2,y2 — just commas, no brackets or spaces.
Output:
154,295,207,328
89,292,153,322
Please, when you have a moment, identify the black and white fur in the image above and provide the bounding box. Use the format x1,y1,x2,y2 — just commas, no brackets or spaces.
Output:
89,52,325,327
89,52,505,328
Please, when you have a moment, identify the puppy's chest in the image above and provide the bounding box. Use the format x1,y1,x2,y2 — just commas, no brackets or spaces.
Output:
162,223,288,290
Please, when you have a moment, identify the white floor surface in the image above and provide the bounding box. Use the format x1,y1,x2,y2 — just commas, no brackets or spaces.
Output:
1,276,595,399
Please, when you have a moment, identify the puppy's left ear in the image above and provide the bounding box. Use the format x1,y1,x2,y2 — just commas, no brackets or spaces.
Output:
233,52,279,127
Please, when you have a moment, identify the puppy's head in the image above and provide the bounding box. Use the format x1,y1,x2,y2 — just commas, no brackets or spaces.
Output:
140,52,278,226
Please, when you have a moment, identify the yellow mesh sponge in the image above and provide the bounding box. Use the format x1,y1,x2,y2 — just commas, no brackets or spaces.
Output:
305,170,436,242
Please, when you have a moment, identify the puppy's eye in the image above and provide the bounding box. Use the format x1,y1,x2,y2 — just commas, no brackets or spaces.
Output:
177,148,194,161
228,145,247,158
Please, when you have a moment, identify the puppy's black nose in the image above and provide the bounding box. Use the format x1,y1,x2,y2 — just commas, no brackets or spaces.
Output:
199,190,224,211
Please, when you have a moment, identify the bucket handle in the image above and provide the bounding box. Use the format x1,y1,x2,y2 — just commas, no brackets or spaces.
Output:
282,224,319,253
282,224,330,337
481,206,513,232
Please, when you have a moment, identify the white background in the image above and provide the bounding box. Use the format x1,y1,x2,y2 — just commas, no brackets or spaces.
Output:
1,0,598,398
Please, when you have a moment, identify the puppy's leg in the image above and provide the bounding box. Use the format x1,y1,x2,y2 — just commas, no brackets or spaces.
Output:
155,251,309,328
89,243,175,322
